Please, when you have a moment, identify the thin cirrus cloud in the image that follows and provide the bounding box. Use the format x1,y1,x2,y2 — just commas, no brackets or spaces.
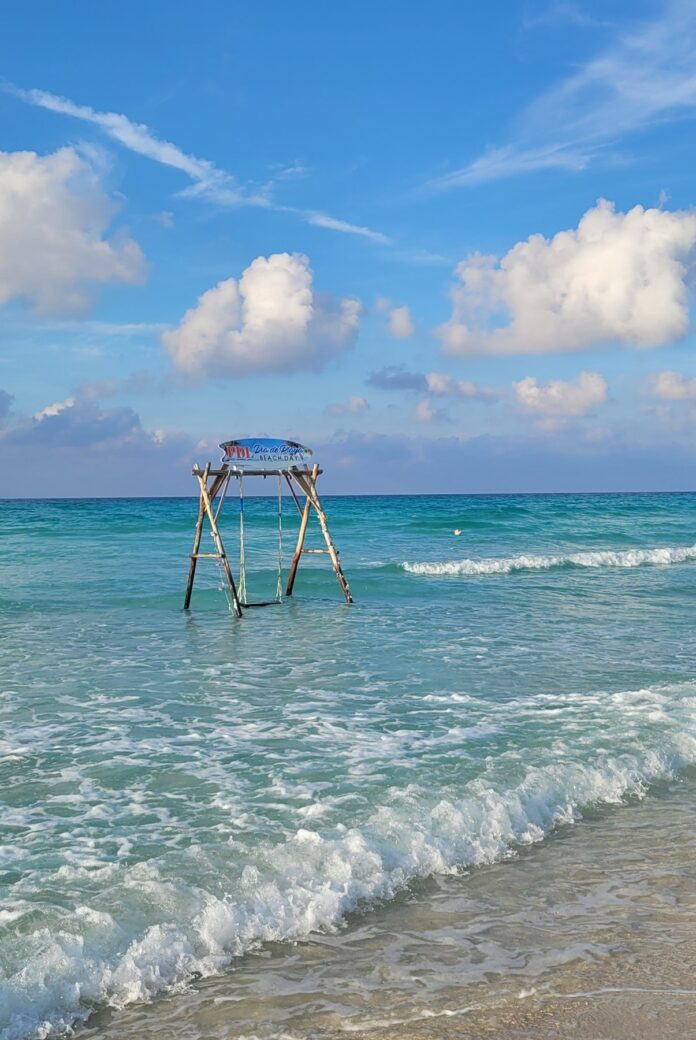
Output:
10,85,391,245
436,199,696,357
514,372,608,428
0,146,146,315
162,251,361,378
427,2,696,189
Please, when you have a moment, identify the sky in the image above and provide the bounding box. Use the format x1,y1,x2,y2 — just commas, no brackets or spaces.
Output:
3,0,696,495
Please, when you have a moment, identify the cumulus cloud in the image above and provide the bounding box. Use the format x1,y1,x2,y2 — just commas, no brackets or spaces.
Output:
369,365,427,391
33,396,76,421
0,147,146,314
4,395,153,450
437,200,696,357
0,394,197,496
375,298,415,339
514,371,607,428
415,398,436,423
388,305,415,339
368,365,498,400
3,391,194,473
162,252,361,377
651,370,696,400
325,395,369,416
424,372,498,400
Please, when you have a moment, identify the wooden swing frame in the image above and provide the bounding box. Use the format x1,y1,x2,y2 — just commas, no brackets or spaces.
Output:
184,462,352,616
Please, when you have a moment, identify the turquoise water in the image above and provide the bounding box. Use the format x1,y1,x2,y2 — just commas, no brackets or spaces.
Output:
2,492,696,1039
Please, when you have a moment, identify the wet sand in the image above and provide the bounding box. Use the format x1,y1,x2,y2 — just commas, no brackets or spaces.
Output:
80,774,696,1040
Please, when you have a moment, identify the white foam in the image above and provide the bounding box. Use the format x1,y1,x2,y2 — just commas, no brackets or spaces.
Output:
5,688,696,1040
402,544,696,576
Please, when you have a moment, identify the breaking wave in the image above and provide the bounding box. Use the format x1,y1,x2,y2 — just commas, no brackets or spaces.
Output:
401,544,696,576
5,682,696,1039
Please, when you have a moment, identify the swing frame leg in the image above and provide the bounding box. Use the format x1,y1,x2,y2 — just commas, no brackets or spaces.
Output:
185,465,243,617
286,465,353,604
286,464,316,597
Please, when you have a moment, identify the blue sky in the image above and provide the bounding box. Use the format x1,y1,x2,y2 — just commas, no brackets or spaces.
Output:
3,0,696,494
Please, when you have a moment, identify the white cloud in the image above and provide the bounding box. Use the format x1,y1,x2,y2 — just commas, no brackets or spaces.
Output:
388,305,415,339
368,365,498,401
514,371,607,427
425,372,498,399
437,200,696,357
306,212,390,245
415,398,435,423
39,320,166,336
0,147,146,314
162,252,361,377
325,395,369,416
33,396,76,420
427,3,696,188
651,370,696,400
7,394,159,449
0,393,198,496
413,372,500,425
14,86,254,206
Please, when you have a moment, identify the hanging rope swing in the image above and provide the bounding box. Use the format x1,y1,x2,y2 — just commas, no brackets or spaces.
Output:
184,438,353,615
237,472,284,608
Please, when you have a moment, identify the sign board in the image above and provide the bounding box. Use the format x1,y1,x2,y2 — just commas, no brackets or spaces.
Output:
219,438,313,466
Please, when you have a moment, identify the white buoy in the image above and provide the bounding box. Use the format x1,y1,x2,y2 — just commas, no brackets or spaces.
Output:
454,529,462,536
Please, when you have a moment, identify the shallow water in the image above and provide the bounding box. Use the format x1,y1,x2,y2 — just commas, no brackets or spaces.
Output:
78,775,696,1039
2,492,696,1039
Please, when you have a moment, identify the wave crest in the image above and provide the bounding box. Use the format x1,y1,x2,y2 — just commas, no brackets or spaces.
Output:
401,544,696,576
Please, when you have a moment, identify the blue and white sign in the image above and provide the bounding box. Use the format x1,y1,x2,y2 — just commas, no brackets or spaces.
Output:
220,438,313,465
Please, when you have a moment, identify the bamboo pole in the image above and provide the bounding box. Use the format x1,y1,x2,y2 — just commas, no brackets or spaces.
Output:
184,467,230,609
197,468,243,617
284,473,304,516
184,462,210,609
293,468,353,604
285,464,317,596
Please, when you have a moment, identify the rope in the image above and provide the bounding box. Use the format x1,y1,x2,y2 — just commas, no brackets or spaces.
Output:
214,471,232,523
239,472,247,605
236,471,284,607
205,473,235,614
276,473,283,602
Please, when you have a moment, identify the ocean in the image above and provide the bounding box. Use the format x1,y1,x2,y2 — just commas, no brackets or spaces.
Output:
3,491,696,1039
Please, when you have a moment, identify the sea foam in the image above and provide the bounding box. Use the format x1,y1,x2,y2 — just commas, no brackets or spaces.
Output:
402,544,696,576
4,685,696,1040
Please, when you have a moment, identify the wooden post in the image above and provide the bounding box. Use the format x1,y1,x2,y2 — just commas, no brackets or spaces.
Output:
185,465,243,617
290,467,353,604
285,464,317,596
185,459,352,612
197,470,243,617
184,462,210,609
185,467,230,609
